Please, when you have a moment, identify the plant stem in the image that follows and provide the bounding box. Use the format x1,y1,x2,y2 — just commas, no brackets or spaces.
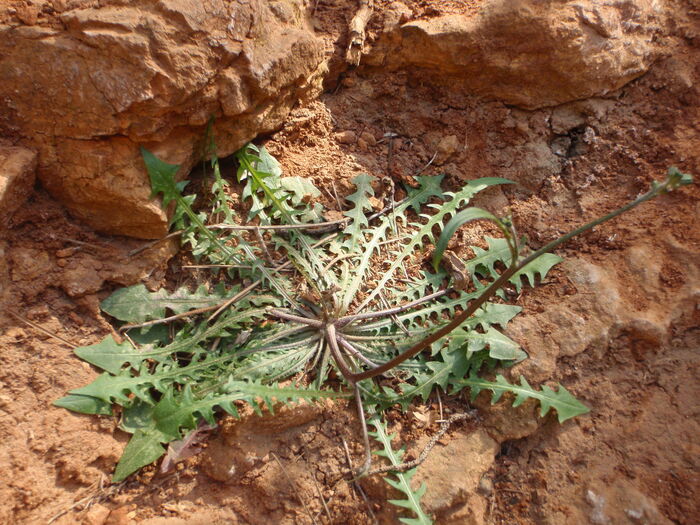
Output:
208,220,349,231
350,173,685,382
267,309,323,327
336,288,452,327
337,335,380,368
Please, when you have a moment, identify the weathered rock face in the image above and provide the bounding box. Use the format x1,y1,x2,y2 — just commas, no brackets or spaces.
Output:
367,0,663,109
0,0,325,238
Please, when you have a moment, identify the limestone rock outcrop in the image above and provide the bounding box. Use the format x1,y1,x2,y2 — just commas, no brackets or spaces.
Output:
368,0,664,109
0,0,325,238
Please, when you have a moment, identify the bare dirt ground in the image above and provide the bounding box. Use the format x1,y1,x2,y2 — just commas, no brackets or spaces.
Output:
1,1,699,524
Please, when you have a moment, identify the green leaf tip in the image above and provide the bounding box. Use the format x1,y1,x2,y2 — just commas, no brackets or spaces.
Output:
112,429,166,482
73,335,137,375
141,147,184,206
432,207,506,271
53,394,113,415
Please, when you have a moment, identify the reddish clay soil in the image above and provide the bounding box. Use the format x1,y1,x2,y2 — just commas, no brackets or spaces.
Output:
1,2,699,525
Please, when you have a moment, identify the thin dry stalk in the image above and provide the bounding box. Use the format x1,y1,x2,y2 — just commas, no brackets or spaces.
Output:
270,453,318,525
342,438,378,525
8,311,77,348
309,469,333,524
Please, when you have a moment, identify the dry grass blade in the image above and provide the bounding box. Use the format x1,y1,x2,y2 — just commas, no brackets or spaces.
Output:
8,311,77,348
270,453,318,525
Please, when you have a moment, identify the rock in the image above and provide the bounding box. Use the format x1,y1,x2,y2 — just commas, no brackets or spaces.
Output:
551,106,587,135
61,259,105,298
473,394,542,442
0,0,326,238
360,131,377,146
334,130,357,144
368,0,662,109
585,479,673,525
435,134,461,164
0,145,37,227
15,4,40,26
83,503,111,525
415,429,498,524
104,507,129,525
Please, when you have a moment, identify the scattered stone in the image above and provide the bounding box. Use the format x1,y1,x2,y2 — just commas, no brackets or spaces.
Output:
360,131,377,146
551,136,572,157
83,503,111,525
477,475,494,496
435,134,461,164
587,489,610,525
334,130,358,144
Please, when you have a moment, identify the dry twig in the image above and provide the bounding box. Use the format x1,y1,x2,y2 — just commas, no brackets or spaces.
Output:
346,0,374,66
365,412,475,476
8,311,77,348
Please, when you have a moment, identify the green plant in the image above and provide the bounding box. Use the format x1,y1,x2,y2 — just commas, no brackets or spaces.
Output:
369,415,433,525
55,142,691,522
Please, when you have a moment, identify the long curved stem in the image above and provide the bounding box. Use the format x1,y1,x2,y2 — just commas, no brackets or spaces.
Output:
349,173,688,382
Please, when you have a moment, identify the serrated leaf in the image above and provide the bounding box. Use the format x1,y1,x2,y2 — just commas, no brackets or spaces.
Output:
357,177,511,311
256,146,283,178
510,253,563,291
406,175,445,213
368,416,433,525
342,173,376,252
455,374,589,423
448,326,526,361
152,381,345,441
280,176,321,205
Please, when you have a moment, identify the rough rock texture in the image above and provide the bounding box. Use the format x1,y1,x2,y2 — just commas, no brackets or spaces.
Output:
367,0,664,109
0,144,36,227
415,429,499,524
586,479,673,525
0,0,326,238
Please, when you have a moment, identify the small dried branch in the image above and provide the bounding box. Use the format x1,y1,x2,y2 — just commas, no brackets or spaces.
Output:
8,311,78,348
346,0,374,66
366,412,475,476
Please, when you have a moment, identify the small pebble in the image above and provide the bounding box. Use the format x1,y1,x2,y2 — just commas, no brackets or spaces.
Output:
334,130,357,144
360,131,376,146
